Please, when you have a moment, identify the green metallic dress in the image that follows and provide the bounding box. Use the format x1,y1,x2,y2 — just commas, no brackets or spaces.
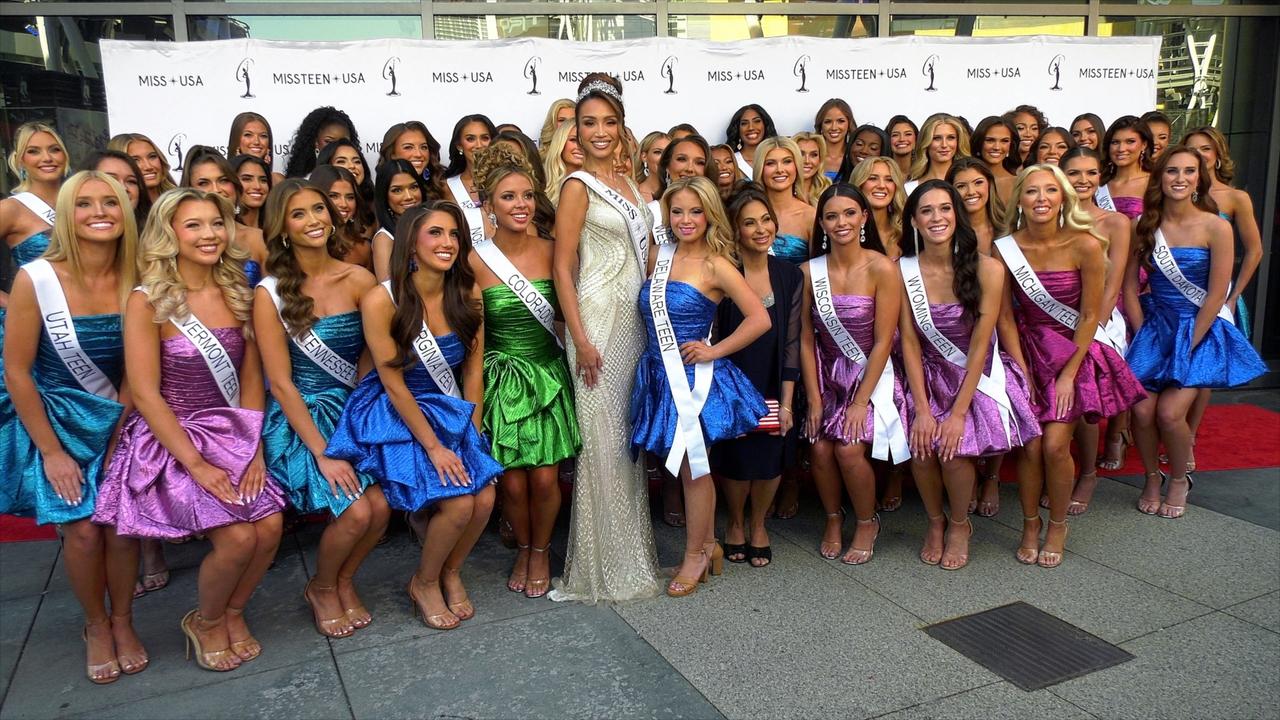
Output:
481,278,581,469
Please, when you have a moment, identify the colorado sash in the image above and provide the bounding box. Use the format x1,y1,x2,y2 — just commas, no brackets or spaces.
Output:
472,238,562,348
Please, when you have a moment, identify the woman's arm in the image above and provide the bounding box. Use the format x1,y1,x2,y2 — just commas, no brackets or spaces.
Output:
1100,213,1131,316
1122,247,1145,333
682,256,770,363
991,247,1029,377
463,289,486,434
1053,235,1107,420
1196,216,1235,348
372,229,394,282
937,260,1004,461
1226,189,1262,307
797,265,823,439
551,179,602,387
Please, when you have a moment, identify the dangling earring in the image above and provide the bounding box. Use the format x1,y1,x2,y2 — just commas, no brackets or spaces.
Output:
17,168,27,182
951,238,958,256
327,225,335,238
858,224,866,245
1216,159,1222,169
1192,191,1199,203
408,254,419,272
1014,206,1023,227
1058,207,1065,228
487,211,497,227
282,236,290,248
913,226,922,256
821,233,829,253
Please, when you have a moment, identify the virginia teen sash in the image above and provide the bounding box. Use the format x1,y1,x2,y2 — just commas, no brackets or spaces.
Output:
381,280,461,398
472,238,562,348
1152,229,1234,322
994,235,1121,352
899,257,1016,445
447,175,485,244
258,276,357,388
650,243,715,478
733,151,753,180
25,259,118,401
1094,184,1116,213
568,171,648,273
809,256,910,463
12,192,55,226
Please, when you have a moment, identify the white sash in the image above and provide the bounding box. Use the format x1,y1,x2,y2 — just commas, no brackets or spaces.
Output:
899,257,1015,445
568,171,649,273
810,256,910,462
259,276,357,388
447,175,485,244
170,313,241,408
734,151,753,180
1102,307,1129,357
1094,185,1116,213
12,192,55,226
650,243,715,478
472,238,562,348
1152,229,1234,323
25,259,118,401
381,280,461,398
994,235,1120,352
646,199,666,241
904,179,920,197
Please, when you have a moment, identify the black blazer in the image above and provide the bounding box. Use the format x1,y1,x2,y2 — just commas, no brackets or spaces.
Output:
714,255,804,398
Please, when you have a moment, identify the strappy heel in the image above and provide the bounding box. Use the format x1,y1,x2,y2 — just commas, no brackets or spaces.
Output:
1037,519,1068,569
920,513,946,566
1137,471,1165,515
407,575,459,630
1098,428,1132,471
1159,473,1194,519
339,575,372,629
667,550,709,597
1068,471,1097,516
82,619,120,685
1016,515,1041,565
442,568,475,621
841,514,880,566
941,516,973,571
110,614,149,675
820,510,843,559
704,541,724,577
224,606,261,661
304,580,354,639
976,473,1000,518
507,543,530,593
181,610,240,672
525,545,552,599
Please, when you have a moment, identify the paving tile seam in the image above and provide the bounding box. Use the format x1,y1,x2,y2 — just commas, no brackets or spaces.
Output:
861,679,1006,719
329,602,572,659
1111,607,1222,646
603,606,731,720
1044,685,1105,719
0,542,61,716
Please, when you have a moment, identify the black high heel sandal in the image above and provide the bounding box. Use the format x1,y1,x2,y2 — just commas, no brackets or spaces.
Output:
747,545,772,567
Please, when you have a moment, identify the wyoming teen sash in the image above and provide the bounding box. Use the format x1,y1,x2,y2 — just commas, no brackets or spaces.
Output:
567,171,648,273
809,256,910,463
472,238,562,348
25,259,118,401
1094,185,1116,213
381,280,461,398
650,243,715,478
899,257,1014,445
259,276,357,388
447,175,485,244
12,192,55,226
994,235,1120,352
1152,229,1233,322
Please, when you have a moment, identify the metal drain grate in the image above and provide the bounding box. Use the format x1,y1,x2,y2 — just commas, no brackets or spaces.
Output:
924,601,1135,691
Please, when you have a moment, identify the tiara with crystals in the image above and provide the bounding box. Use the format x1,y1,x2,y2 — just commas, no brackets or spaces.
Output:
576,79,623,105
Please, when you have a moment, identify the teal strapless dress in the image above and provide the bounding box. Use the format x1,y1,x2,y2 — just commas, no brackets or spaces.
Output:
262,311,373,516
770,234,809,265
0,313,124,524
482,280,581,469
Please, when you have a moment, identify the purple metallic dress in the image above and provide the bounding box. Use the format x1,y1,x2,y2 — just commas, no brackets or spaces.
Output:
93,327,285,539
812,294,908,444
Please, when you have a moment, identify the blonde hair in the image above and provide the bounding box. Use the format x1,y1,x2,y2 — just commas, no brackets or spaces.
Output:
639,131,669,179
138,188,253,335
791,131,832,205
538,98,576,152
8,122,69,193
42,171,138,310
1008,164,1107,253
752,136,805,199
108,133,178,194
909,116,971,181
660,176,737,264
543,119,576,206
849,156,906,253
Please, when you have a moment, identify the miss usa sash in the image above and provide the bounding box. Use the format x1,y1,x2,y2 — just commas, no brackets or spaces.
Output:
12,192,55,226
993,235,1120,352
25,259,117,401
447,175,485,244
733,151,753,180
1094,185,1116,213
259,276,357,388
1152,229,1234,322
650,243,716,478
472,237,562,348
899,257,1015,445
567,171,649,273
381,280,461,398
810,256,910,463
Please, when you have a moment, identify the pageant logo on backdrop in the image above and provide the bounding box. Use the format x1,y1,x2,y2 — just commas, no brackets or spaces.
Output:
661,56,678,94
1048,54,1065,91
383,57,401,96
236,58,255,99
167,133,188,171
794,55,810,93
524,57,541,95
922,54,940,92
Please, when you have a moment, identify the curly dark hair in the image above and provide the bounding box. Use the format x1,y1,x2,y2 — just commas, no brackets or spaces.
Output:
1133,145,1219,273
444,114,497,179
901,179,982,318
726,104,778,152
283,106,360,178
374,159,430,235
1003,104,1049,131
78,149,152,228
810,183,885,258
262,178,348,338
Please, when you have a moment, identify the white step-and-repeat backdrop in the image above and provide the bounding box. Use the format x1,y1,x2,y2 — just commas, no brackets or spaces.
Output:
101,35,1161,175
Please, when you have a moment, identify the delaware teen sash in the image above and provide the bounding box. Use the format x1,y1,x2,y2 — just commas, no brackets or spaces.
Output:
567,171,648,273
447,175,485,244
651,243,715,478
259,276,357,388
472,237,562,348
381,280,461,398
994,235,1120,352
25,259,118,401
1152,229,1233,322
810,256,910,463
12,192,55,226
899,257,1015,445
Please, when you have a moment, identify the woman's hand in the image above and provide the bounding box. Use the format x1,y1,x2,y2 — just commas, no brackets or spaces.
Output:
190,460,241,506
318,455,362,500
804,398,824,442
776,406,794,437
910,412,937,459
575,342,603,389
427,445,471,487
239,444,268,504
679,340,718,365
1053,371,1076,421
936,413,966,463
43,450,85,506
842,401,869,445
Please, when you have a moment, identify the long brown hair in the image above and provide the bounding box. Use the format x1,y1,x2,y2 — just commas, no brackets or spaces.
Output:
388,201,481,368
227,111,274,167
263,178,346,338
1134,145,1219,272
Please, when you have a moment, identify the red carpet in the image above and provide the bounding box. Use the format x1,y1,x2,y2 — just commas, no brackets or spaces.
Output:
1104,403,1280,476
0,515,57,543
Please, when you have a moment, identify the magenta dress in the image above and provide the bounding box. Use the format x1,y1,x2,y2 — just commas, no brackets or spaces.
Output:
812,295,908,444
909,303,1042,457
93,328,285,539
1011,271,1146,424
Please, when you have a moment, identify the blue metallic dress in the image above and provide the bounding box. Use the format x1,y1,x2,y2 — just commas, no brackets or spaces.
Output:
770,234,809,266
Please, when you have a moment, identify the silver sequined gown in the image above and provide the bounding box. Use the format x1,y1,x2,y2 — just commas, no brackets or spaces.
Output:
550,177,662,603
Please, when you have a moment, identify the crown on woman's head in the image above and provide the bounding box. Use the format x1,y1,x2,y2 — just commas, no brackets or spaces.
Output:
576,79,623,105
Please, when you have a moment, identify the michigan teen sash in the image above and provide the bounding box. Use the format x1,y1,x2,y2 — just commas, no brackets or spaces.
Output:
258,276,357,388
447,175,485,244
472,238,562,348
25,259,118,401
1152,229,1234,322
810,256,910,463
12,192,55,226
994,235,1120,352
381,280,461,399
567,171,648,273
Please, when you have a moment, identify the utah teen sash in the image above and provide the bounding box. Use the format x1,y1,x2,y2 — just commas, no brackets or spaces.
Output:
258,276,357,388
12,192,56,226
809,256,910,463
733,151,753,180
568,171,649,273
381,280,461,399
25,259,118,401
447,175,485,244
899,257,1016,445
1152,229,1233,322
994,235,1121,352
472,237,562,348
650,242,715,478
1094,185,1116,212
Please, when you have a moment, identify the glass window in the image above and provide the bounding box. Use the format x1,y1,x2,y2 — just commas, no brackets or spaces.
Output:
188,15,421,42
891,15,1086,37
435,15,656,40
669,14,874,40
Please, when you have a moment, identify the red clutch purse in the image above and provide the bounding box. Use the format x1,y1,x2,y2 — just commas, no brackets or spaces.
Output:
753,399,781,433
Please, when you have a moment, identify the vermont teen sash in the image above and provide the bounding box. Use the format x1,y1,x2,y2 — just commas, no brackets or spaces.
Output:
567,171,648,273
25,259,117,401
447,175,485,244
650,243,715,478
171,314,241,407
1152,229,1233,322
472,237,562,348
809,256,910,463
994,235,1120,352
11,192,55,226
381,280,461,398
258,276,357,388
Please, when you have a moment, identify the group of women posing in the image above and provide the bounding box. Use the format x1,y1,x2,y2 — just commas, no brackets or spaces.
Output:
0,75,1266,686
